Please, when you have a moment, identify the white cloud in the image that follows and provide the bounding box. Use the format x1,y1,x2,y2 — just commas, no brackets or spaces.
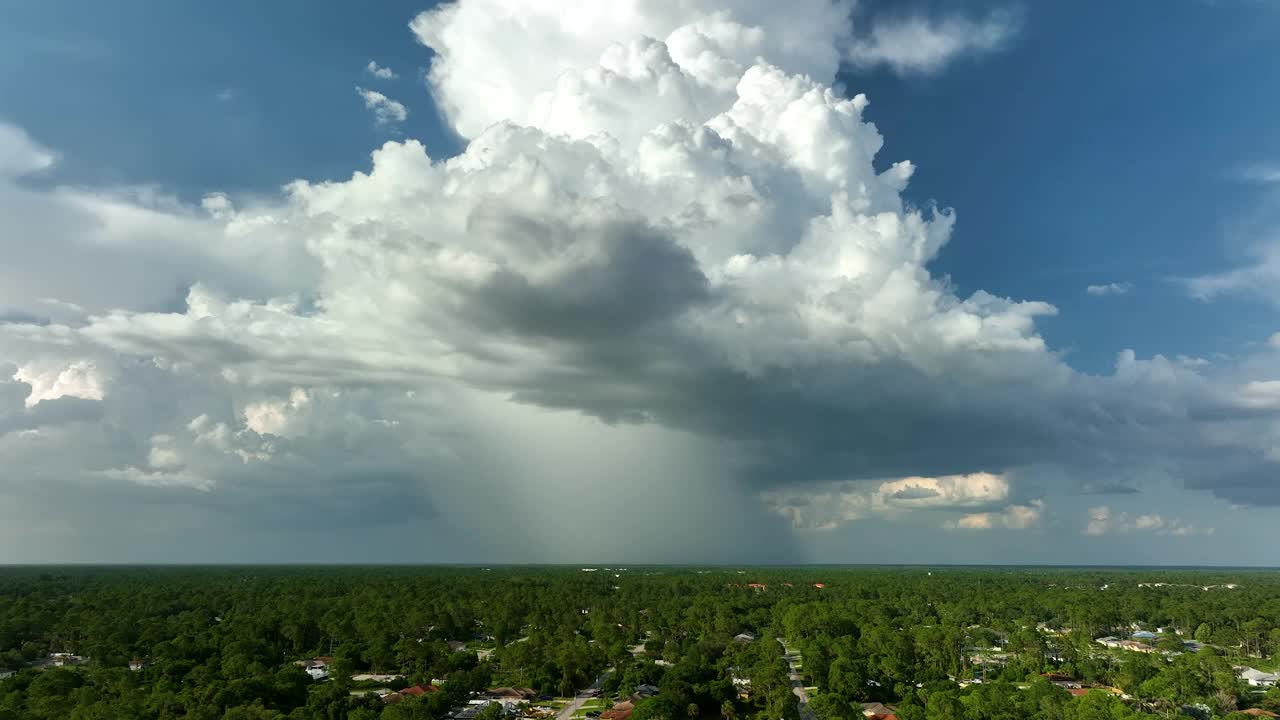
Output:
761,472,1022,530
948,500,1044,531
12,361,106,407
366,60,398,79
1186,242,1280,305
1234,380,1280,410
243,388,311,437
1086,281,1132,297
0,123,57,177
846,10,1019,75
1083,505,1213,537
356,86,408,125
1240,164,1280,184
98,466,212,491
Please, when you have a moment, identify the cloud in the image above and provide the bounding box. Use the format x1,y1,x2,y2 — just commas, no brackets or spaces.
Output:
366,60,398,80
1086,282,1132,297
1240,164,1280,184
846,9,1020,75
1,0,1280,561
0,123,57,177
761,472,1027,530
948,500,1044,531
355,86,408,125
1083,505,1213,537
1185,242,1280,305
12,361,106,408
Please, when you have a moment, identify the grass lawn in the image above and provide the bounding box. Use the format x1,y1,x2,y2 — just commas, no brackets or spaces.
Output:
570,699,612,718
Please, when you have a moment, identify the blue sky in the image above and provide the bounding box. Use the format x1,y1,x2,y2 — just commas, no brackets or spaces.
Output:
1,0,1279,564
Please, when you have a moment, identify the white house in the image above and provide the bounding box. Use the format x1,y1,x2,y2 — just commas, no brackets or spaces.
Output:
306,666,329,681
128,659,146,672
48,653,85,667
1240,668,1279,687
733,632,756,643
0,669,14,680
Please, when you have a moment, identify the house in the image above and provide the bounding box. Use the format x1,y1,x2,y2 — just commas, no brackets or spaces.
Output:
632,684,659,700
1182,641,1205,652
862,702,896,718
1117,641,1157,653
487,687,537,706
0,669,14,680
306,666,329,681
1096,637,1122,648
352,673,405,683
813,583,826,589
601,701,635,720
448,641,468,652
47,653,86,667
1040,673,1082,689
1069,689,1090,697
449,701,502,719
1132,631,1157,640
128,659,147,672
733,632,756,643
403,684,441,697
1240,668,1279,687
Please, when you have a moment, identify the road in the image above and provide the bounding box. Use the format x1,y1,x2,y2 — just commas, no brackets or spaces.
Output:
554,668,614,720
779,639,816,720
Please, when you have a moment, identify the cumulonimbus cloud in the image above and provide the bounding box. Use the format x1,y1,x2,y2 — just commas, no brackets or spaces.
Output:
1,0,1279,560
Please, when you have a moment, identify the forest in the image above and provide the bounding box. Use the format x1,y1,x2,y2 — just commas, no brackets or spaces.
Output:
1,566,1279,720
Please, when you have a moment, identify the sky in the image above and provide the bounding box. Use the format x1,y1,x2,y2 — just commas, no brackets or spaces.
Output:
1,0,1279,565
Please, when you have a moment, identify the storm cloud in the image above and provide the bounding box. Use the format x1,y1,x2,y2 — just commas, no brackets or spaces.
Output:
1,0,1278,562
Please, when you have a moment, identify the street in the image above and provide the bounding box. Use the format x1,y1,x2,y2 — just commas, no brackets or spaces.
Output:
554,668,614,720
779,639,816,720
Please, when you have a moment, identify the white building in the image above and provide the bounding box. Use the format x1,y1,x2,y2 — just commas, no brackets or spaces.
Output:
1240,668,1279,687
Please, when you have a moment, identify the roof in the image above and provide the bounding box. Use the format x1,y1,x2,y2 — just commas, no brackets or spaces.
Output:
601,705,634,720
1242,668,1279,682
402,684,440,696
1069,689,1090,697
862,703,894,717
488,687,535,699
